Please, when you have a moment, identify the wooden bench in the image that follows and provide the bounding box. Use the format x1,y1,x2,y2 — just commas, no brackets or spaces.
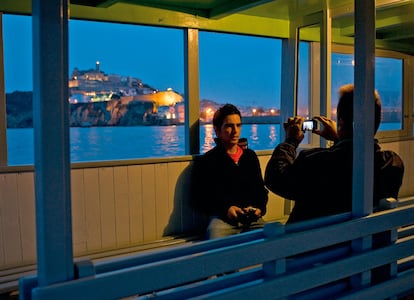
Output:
18,202,414,300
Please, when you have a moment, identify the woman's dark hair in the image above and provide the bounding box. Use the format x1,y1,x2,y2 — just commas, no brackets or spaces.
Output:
337,84,382,133
212,103,242,129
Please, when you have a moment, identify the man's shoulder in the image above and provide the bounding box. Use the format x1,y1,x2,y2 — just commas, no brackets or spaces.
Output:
199,146,224,161
377,148,404,167
296,145,351,165
298,147,330,158
243,147,258,156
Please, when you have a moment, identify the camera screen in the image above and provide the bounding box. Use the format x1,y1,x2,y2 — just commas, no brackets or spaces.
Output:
302,120,314,131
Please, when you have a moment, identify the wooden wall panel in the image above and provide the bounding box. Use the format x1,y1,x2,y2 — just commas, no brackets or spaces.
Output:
83,168,102,251
257,156,268,178
1,139,413,270
113,166,131,247
141,164,157,241
0,176,7,266
165,161,185,235
258,155,286,221
154,163,170,237
71,169,87,254
16,172,36,263
178,161,198,234
127,165,144,244
381,140,413,197
0,174,22,266
401,140,414,196
98,168,116,249
409,141,414,196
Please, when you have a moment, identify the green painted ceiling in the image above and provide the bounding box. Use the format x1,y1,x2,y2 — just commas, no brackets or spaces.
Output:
2,0,414,54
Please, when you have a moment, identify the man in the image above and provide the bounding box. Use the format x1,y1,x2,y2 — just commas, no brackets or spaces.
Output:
192,103,268,239
265,84,404,223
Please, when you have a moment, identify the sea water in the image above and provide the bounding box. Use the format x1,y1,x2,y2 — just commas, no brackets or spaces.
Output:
6,122,401,166
6,124,281,166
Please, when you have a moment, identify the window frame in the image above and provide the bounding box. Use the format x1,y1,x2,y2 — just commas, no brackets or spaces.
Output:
1,13,414,168
331,43,413,141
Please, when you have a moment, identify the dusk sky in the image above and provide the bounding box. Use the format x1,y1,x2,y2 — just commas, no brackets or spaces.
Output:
3,14,401,110
3,14,282,109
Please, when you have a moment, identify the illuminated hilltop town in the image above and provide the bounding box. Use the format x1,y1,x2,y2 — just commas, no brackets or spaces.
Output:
68,61,185,126
67,61,278,126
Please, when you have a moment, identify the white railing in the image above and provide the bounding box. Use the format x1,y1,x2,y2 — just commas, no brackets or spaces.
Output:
19,204,414,300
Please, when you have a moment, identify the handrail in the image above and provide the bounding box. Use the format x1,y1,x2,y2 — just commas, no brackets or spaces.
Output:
75,205,413,279
19,204,414,300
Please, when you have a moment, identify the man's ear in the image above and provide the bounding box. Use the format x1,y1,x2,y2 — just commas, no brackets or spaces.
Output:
337,117,344,129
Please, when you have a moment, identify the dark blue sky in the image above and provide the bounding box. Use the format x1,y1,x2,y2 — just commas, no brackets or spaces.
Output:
3,14,282,108
3,14,401,110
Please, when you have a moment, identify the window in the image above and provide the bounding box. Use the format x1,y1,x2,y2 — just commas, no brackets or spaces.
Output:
297,41,311,144
4,15,185,164
198,31,282,153
3,14,409,166
297,41,310,118
4,14,33,165
69,20,185,162
331,52,403,132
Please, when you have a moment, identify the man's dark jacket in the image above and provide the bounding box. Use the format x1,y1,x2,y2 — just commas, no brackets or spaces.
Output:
192,144,268,223
265,139,404,223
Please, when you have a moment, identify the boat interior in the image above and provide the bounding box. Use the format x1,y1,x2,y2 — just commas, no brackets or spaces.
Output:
1,0,414,299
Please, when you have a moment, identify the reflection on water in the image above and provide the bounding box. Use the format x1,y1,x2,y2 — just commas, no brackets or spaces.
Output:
249,124,259,143
200,123,280,153
201,124,215,153
7,124,281,165
269,125,277,144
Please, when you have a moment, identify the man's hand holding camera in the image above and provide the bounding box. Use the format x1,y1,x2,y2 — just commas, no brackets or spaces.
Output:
313,116,338,142
284,116,305,146
284,116,339,146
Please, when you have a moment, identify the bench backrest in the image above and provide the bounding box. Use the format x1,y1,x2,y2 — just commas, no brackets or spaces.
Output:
19,203,414,300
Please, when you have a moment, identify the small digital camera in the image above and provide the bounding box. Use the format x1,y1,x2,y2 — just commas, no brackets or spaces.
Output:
302,119,317,132
238,208,258,225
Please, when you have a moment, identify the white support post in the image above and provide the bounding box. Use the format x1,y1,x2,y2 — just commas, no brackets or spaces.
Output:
319,8,332,148
184,28,200,155
280,21,298,142
263,222,286,277
353,0,375,218
352,0,376,288
32,0,73,288
0,13,7,166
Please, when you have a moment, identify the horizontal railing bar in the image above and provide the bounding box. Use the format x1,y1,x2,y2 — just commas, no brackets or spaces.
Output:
24,205,414,300
90,229,265,275
192,238,414,300
135,267,264,300
31,226,414,300
335,268,414,300
78,205,414,279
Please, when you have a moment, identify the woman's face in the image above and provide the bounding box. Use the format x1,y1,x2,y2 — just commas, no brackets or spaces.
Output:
214,114,242,149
